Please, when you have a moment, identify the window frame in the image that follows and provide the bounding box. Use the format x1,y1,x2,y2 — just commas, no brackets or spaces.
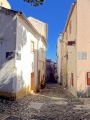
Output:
31,41,34,53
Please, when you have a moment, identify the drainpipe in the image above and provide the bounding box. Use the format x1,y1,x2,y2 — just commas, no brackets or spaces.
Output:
37,39,38,87
37,37,40,87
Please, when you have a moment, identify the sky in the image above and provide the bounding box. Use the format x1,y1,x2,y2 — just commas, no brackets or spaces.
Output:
8,0,75,62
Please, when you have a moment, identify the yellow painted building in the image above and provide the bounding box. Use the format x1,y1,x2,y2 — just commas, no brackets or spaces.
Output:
61,0,90,97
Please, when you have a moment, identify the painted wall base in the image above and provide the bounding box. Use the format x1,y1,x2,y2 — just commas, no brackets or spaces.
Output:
0,85,39,100
0,86,31,100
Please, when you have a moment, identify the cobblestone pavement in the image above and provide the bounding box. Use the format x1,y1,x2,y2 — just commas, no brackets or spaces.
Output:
0,83,90,120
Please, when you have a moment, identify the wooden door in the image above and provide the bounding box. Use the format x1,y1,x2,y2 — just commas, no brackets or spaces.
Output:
38,70,40,85
31,72,34,90
43,75,44,81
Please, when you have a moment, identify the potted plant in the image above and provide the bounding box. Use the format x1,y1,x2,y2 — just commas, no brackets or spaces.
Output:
40,80,46,89
36,86,40,92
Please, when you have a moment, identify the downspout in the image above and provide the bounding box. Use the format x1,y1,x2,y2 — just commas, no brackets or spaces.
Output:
37,39,39,87
76,2,77,98
37,37,40,87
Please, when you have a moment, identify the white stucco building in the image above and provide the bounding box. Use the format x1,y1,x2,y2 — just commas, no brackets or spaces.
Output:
28,17,48,85
0,6,48,99
56,34,62,84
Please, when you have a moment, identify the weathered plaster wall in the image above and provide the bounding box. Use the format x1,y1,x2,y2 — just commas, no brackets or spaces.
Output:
28,17,48,39
28,17,47,84
0,9,17,94
16,17,38,93
77,0,90,97
57,39,61,84
65,4,77,96
38,39,46,82
61,32,67,87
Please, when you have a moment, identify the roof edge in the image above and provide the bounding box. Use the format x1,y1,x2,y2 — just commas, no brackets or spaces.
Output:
0,6,47,44
63,2,76,33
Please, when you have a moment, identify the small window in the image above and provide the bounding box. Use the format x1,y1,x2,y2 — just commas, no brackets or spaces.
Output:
16,53,21,60
31,41,34,53
6,52,15,60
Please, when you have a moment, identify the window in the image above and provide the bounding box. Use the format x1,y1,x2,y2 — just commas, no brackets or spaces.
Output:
31,41,34,53
16,53,21,60
6,52,15,60
69,21,72,34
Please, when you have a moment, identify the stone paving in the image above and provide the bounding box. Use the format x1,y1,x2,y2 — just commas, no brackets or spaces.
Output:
0,83,90,120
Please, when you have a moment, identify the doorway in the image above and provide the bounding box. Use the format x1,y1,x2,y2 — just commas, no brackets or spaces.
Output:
38,70,40,85
31,72,34,90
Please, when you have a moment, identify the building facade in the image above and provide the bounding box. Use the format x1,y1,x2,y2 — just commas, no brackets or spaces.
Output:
28,17,48,86
61,0,90,97
56,34,62,84
0,6,48,100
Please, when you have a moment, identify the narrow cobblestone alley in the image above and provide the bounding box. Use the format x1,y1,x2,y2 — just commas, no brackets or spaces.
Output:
0,83,90,120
